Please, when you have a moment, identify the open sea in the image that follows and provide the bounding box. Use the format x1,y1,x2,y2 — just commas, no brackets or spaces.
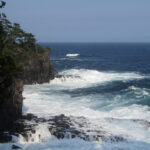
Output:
1,43,150,150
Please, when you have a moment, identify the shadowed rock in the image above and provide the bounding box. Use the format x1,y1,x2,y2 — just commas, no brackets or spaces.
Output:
0,114,127,143
12,144,22,149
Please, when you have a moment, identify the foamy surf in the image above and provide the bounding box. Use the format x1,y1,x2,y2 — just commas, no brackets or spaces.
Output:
10,66,148,150
1,68,149,150
50,69,145,89
66,53,80,57
1,69,150,150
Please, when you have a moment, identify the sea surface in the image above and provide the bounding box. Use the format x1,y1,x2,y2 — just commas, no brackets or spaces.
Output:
1,43,150,150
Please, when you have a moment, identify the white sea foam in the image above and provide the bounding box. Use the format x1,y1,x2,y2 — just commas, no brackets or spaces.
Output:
19,123,51,143
50,69,144,89
22,69,149,123
2,69,150,150
1,138,150,150
129,86,139,90
66,53,80,57
23,86,150,120
128,86,150,96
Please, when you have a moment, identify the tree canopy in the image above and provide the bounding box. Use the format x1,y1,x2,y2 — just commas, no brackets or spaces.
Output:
0,1,51,53
0,1,52,78
0,1,6,8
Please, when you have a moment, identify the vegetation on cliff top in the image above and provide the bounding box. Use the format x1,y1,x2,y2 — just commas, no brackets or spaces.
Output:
0,1,52,79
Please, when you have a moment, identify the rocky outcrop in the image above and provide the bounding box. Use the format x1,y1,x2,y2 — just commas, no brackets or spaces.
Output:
0,50,56,134
0,77,23,132
0,114,125,143
0,50,57,143
21,51,56,84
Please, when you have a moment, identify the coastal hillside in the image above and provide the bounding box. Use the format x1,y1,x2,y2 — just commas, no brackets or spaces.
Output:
0,1,55,132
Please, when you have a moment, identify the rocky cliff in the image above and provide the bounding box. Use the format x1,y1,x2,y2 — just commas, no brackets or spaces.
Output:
0,4,56,135
21,51,56,84
0,50,56,133
0,77,23,132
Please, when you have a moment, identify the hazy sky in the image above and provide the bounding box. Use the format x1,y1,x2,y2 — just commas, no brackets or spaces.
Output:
3,0,150,42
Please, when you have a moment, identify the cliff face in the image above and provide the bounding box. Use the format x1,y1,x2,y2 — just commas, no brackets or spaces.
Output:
0,50,56,132
22,51,56,84
0,77,23,131
0,8,56,134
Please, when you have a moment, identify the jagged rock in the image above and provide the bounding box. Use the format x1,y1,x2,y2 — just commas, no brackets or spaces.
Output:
0,78,23,132
3,114,126,143
22,51,56,84
12,144,21,149
0,51,57,134
22,113,37,120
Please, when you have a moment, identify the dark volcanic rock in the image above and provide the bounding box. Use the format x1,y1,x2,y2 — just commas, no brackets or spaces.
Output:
22,51,57,84
0,77,23,132
0,50,57,136
5,114,126,143
12,144,22,149
0,133,12,143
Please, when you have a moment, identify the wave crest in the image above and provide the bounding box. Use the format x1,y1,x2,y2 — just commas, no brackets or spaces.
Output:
51,69,144,89
66,53,80,57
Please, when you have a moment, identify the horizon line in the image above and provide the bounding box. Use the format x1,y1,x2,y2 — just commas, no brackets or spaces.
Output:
38,41,150,44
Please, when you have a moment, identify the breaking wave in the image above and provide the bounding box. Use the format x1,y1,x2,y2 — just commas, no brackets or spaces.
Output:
2,68,150,150
0,68,142,150
51,69,145,89
66,53,80,57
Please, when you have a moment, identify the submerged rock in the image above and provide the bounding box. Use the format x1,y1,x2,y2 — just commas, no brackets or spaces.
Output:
12,144,22,149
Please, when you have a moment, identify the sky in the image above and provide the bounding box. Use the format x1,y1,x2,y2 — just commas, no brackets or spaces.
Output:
3,0,150,43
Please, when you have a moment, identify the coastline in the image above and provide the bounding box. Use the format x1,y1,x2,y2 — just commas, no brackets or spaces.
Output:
1,43,150,150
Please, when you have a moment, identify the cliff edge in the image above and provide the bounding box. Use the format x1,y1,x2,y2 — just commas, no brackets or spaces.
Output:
0,3,56,133
20,50,56,84
0,50,56,132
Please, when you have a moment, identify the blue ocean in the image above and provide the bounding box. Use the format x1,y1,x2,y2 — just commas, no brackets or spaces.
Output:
3,43,150,150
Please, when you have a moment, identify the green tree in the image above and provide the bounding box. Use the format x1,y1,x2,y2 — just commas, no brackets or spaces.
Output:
0,21,6,51
23,32,36,49
0,1,7,51
0,1,6,8
10,23,24,45
0,1,21,78
0,0,52,53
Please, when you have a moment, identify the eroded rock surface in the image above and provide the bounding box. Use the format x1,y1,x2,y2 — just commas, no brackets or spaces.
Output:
0,78,23,133
0,114,127,143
